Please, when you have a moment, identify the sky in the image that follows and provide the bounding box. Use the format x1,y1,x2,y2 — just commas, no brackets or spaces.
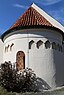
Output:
0,0,64,35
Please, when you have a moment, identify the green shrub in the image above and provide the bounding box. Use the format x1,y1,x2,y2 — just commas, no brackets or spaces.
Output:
0,62,38,93
0,86,16,95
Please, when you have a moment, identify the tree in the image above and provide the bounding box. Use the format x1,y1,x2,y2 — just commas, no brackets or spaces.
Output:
0,61,38,92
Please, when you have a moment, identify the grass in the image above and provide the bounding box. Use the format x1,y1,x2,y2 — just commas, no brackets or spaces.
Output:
0,86,16,95
0,85,64,95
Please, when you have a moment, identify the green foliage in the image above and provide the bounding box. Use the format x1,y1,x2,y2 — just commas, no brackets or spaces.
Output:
0,86,16,95
0,61,38,93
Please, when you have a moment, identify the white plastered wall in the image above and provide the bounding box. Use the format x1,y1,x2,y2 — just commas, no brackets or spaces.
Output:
0,39,4,64
3,31,29,68
3,28,64,88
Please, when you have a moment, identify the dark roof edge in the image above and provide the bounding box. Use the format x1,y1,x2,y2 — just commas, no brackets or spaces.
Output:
1,25,64,41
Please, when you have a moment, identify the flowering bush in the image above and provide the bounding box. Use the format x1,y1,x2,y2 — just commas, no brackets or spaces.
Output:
0,62,38,92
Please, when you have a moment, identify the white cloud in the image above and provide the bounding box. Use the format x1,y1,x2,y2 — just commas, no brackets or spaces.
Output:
33,0,62,5
13,4,28,9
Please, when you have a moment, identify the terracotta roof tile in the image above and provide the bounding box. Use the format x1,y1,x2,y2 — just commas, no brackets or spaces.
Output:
10,7,53,30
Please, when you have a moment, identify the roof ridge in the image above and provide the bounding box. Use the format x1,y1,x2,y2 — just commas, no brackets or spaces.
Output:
31,3,64,32
9,3,64,32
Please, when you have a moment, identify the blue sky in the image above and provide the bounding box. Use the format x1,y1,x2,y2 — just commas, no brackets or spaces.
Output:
0,0,64,35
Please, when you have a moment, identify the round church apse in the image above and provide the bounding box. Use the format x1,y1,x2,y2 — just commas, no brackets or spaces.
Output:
16,51,25,71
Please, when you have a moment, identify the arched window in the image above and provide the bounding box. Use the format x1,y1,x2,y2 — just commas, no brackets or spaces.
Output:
59,46,62,52
7,45,10,52
10,43,14,51
56,44,60,51
16,51,25,71
45,40,50,49
37,40,43,49
5,47,6,52
52,42,57,50
29,40,35,49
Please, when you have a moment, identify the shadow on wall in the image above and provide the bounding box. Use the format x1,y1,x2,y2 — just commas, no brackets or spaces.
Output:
36,77,51,91
53,51,64,87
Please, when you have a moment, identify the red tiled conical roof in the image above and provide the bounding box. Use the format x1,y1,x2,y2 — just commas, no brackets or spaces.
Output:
1,3,64,41
10,7,53,30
